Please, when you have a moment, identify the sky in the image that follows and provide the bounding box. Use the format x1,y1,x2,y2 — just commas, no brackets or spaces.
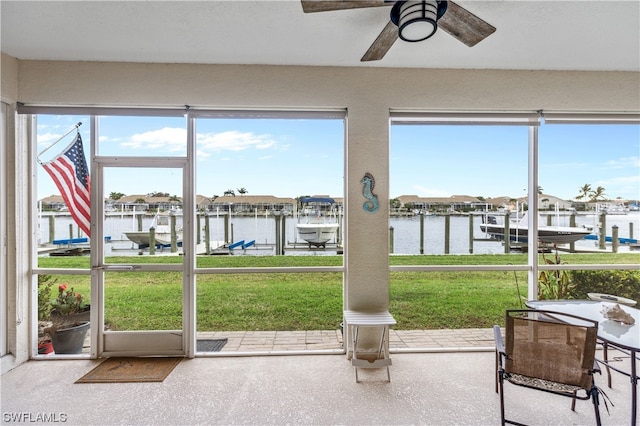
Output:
36,114,640,202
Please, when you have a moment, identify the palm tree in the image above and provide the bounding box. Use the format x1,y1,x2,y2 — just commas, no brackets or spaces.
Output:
109,191,125,200
576,184,593,210
148,191,169,197
541,198,549,210
590,186,607,202
237,187,248,196
224,189,235,197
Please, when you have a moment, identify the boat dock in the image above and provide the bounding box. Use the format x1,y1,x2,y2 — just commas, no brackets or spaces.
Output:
285,242,343,253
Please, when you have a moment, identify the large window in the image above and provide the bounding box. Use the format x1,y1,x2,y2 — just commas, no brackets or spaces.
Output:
29,108,638,357
194,115,345,265
388,112,639,342
390,123,529,259
192,114,345,341
36,114,91,267
33,108,346,357
539,121,640,255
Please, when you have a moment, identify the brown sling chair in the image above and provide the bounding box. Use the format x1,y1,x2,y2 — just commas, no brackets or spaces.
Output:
494,309,603,426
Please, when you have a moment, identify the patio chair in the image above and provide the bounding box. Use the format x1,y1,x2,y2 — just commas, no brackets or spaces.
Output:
494,309,603,426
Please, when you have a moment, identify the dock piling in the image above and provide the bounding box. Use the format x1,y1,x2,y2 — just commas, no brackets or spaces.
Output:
468,214,474,254
49,216,55,244
170,215,177,253
196,215,201,244
599,213,606,250
504,212,510,253
419,214,424,254
569,213,576,253
149,227,156,255
204,214,211,255
444,214,450,254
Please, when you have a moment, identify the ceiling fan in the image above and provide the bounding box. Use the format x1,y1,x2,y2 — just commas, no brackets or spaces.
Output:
301,0,496,61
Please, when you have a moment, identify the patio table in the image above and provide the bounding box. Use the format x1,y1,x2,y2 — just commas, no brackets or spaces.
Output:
526,299,639,426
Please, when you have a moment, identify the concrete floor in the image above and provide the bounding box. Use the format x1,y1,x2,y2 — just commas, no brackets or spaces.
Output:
1,350,635,425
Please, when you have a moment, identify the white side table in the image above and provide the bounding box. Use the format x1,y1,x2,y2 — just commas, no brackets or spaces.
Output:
344,310,396,382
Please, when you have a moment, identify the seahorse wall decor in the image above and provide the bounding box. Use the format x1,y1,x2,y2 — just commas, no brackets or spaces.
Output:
361,172,379,213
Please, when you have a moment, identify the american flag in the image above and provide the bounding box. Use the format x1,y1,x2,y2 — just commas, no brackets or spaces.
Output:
41,133,91,237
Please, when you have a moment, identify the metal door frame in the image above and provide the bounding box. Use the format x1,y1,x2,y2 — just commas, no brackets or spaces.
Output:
90,116,196,358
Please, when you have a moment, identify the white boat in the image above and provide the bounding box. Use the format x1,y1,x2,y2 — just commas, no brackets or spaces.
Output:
296,197,340,247
480,213,591,245
125,211,183,247
599,203,628,215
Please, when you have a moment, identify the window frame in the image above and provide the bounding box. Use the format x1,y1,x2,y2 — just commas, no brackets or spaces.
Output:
389,111,640,300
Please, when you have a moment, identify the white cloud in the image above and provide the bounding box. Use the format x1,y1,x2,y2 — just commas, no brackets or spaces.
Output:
197,130,277,152
119,128,280,154
603,156,640,169
36,132,62,146
196,149,210,160
99,135,120,143
121,127,187,151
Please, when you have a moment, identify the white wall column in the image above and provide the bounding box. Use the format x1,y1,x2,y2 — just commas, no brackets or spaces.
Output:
1,111,31,374
344,104,390,355
345,105,390,311
0,102,7,358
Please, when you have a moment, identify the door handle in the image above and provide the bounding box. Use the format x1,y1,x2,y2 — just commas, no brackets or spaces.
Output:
93,265,140,271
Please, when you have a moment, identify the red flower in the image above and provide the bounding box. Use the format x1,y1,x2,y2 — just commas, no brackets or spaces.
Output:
58,284,68,292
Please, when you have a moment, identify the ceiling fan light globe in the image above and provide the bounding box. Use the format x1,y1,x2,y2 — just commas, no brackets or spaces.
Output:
392,0,447,42
399,20,437,42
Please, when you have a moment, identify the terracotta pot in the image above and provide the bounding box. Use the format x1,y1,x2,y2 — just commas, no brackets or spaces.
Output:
38,339,54,355
50,321,90,354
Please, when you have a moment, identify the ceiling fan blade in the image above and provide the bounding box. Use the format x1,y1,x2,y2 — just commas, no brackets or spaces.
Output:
301,0,388,13
361,20,398,62
438,1,496,47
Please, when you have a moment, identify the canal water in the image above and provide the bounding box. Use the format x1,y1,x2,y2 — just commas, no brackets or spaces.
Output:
38,211,640,256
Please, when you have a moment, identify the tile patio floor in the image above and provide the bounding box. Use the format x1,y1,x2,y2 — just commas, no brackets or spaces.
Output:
197,328,496,353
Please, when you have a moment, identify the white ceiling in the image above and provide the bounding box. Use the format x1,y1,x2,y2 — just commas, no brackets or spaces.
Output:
1,0,639,71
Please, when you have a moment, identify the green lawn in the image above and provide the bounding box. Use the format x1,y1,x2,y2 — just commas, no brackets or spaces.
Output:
38,253,639,331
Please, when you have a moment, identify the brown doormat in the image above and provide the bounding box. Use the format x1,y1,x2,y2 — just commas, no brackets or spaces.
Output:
75,357,182,383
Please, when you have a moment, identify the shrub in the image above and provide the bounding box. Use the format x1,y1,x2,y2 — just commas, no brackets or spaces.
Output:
37,274,56,321
570,269,640,302
538,249,575,300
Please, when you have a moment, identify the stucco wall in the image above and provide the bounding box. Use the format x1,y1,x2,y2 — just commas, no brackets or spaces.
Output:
0,53,18,103
15,61,640,112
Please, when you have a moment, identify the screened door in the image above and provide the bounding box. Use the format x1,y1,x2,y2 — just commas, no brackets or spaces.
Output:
92,160,191,357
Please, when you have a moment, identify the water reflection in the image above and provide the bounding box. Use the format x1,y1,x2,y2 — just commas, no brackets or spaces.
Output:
39,211,639,256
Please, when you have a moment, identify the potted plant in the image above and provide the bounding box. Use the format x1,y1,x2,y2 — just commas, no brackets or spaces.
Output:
49,283,91,323
45,284,90,354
